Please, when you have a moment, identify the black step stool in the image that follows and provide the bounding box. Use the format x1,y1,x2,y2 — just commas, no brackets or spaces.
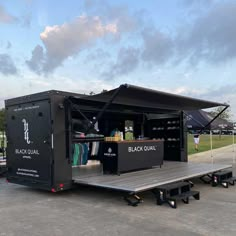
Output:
152,181,200,209
124,193,143,207
212,170,236,188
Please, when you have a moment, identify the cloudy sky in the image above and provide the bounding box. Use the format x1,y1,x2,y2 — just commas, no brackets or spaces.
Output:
0,0,236,119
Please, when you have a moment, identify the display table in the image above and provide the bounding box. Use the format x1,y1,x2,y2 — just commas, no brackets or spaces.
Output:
101,140,164,174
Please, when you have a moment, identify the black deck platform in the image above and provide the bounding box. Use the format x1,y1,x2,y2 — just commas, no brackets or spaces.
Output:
72,161,232,193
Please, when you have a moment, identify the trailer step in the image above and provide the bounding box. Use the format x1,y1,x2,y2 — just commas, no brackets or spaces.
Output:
152,181,200,209
124,193,143,207
211,170,236,188
199,169,236,188
212,170,236,188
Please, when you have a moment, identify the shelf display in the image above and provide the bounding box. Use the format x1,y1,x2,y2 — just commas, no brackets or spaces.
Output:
148,114,187,161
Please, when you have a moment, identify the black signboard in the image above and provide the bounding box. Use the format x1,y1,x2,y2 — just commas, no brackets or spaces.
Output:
6,100,52,183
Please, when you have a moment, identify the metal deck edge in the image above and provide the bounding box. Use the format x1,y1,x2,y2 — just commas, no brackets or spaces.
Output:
134,164,232,193
74,180,133,192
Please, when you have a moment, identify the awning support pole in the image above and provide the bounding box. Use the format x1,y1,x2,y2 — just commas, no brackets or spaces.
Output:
199,105,229,134
85,84,126,133
2,129,6,158
69,102,91,123
210,130,213,163
233,131,235,163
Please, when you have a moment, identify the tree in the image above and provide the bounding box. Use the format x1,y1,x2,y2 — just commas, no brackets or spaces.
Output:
0,108,5,131
208,106,232,121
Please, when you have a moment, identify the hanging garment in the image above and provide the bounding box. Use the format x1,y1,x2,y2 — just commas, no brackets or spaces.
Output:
72,143,80,166
94,142,100,156
91,142,96,156
82,143,89,165
90,142,100,157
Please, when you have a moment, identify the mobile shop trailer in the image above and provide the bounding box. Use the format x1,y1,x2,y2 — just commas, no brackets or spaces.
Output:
5,84,231,200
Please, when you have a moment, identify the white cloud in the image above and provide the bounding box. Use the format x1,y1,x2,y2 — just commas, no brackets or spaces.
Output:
40,16,117,59
27,15,117,74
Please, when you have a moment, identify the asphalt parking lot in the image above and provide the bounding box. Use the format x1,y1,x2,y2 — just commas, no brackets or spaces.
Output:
0,146,236,236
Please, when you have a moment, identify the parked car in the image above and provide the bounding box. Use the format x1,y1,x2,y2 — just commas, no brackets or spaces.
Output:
211,130,220,134
221,130,231,135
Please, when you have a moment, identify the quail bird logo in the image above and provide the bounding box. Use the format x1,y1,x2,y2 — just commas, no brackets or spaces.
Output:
22,119,31,144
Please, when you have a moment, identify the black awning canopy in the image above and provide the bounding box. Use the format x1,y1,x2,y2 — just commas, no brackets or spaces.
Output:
71,84,228,113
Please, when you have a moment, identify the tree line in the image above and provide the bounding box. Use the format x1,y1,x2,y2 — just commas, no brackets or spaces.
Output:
0,108,5,131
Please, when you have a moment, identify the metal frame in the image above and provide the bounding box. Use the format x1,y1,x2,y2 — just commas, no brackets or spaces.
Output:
85,84,126,134
200,105,229,133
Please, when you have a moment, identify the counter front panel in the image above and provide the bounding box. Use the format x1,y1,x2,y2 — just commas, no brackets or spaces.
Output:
102,140,164,174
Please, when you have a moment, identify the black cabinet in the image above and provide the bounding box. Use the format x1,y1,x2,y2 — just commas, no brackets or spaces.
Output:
101,140,164,174
147,113,187,162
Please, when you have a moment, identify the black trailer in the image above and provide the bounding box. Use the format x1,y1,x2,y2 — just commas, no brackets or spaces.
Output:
5,84,231,199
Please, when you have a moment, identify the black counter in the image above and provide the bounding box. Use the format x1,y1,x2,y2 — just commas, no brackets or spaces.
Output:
101,140,164,174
